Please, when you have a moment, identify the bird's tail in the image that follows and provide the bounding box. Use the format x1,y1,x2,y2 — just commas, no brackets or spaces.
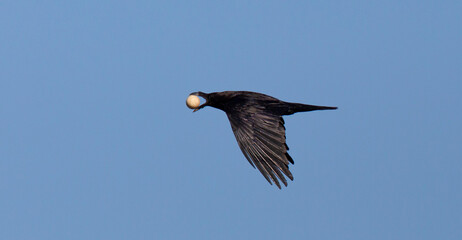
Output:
285,103,337,115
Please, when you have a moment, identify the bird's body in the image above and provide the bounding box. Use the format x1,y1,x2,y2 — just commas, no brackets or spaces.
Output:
189,91,336,188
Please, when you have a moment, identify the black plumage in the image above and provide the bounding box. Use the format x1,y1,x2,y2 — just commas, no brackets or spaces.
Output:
189,91,337,188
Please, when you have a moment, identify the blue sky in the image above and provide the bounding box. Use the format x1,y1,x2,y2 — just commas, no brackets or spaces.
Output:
1,1,461,239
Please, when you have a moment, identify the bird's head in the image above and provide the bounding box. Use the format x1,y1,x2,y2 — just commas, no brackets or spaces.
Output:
187,92,210,112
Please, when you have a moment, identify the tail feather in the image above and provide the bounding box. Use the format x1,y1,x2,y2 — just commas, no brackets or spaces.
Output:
287,103,337,115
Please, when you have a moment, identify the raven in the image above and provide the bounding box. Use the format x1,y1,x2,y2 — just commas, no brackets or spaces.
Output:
188,91,337,188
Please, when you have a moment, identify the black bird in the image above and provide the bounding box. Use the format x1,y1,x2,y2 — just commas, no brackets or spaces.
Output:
188,91,337,188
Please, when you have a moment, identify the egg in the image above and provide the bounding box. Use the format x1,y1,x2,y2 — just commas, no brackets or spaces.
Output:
186,95,201,109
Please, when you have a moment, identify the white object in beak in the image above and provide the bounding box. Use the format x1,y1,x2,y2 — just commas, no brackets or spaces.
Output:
186,95,201,109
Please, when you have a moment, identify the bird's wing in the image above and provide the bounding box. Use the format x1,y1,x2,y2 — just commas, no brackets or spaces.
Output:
227,108,294,188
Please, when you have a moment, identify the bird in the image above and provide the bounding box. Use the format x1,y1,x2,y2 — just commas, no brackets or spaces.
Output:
187,91,337,188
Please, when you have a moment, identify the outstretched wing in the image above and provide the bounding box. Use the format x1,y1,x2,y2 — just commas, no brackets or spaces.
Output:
227,108,295,188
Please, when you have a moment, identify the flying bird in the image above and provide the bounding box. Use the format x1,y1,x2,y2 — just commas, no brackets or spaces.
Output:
187,91,337,188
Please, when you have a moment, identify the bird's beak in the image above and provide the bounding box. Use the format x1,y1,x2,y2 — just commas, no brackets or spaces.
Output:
190,91,208,112
192,103,206,112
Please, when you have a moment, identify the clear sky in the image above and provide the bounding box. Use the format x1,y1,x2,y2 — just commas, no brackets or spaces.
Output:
1,1,461,239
